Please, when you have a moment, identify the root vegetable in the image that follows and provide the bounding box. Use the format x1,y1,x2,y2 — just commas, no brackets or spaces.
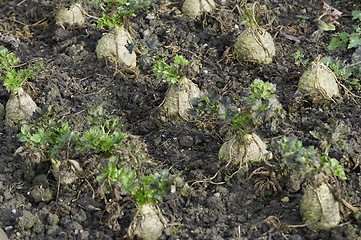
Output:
5,87,37,128
96,26,136,68
218,133,269,165
182,0,216,18
234,27,275,64
297,59,340,102
127,204,165,240
55,3,85,28
300,182,341,231
159,76,200,122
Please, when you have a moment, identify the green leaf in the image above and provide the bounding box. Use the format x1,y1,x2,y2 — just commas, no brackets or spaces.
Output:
348,33,361,49
319,20,335,31
352,10,361,21
328,35,348,50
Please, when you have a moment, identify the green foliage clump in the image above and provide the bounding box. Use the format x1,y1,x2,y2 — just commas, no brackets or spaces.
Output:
0,48,20,71
322,56,361,91
231,79,284,134
18,121,79,159
191,79,284,135
189,93,236,121
153,55,189,84
97,156,175,206
0,48,34,90
328,10,361,50
126,36,162,67
272,122,348,181
92,0,155,29
78,105,126,156
293,50,309,67
18,105,126,159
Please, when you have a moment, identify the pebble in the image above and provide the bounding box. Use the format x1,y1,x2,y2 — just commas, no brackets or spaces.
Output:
179,136,194,148
80,230,89,240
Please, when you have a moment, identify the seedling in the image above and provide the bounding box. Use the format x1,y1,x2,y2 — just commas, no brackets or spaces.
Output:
126,36,162,67
92,0,154,29
0,48,20,71
293,50,309,67
18,105,126,159
153,55,189,84
17,105,127,184
96,136,190,239
328,10,361,50
232,78,284,135
296,15,309,23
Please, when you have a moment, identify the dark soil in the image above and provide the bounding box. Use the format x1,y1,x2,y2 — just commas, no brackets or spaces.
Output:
1,0,361,239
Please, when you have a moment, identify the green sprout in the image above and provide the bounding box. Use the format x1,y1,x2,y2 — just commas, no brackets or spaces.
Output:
272,122,348,181
92,0,155,29
0,48,20,71
191,78,284,135
0,48,34,91
296,15,310,23
328,10,361,50
18,105,126,159
97,157,174,206
153,55,189,84
232,78,284,135
3,68,34,91
293,50,309,67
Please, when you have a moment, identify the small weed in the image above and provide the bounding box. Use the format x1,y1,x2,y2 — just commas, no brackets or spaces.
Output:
328,10,361,50
272,121,348,181
296,15,310,23
0,48,34,90
191,78,284,135
153,55,189,84
293,50,309,67
91,0,155,29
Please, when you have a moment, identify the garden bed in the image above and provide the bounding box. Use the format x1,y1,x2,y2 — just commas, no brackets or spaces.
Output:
1,0,361,239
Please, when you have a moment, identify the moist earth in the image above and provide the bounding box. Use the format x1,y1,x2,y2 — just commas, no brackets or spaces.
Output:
1,0,361,239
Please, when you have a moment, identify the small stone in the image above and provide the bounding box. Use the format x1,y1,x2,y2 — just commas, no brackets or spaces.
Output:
179,136,194,148
47,213,60,226
67,222,82,232
29,186,53,203
80,230,89,240
3,191,12,201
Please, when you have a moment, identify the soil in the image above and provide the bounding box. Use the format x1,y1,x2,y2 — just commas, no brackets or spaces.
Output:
1,0,361,239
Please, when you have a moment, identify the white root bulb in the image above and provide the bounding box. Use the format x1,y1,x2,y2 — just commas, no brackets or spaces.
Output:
297,60,340,102
5,87,37,129
182,0,216,18
96,26,137,68
300,182,341,231
234,27,275,64
218,133,269,165
55,3,85,28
